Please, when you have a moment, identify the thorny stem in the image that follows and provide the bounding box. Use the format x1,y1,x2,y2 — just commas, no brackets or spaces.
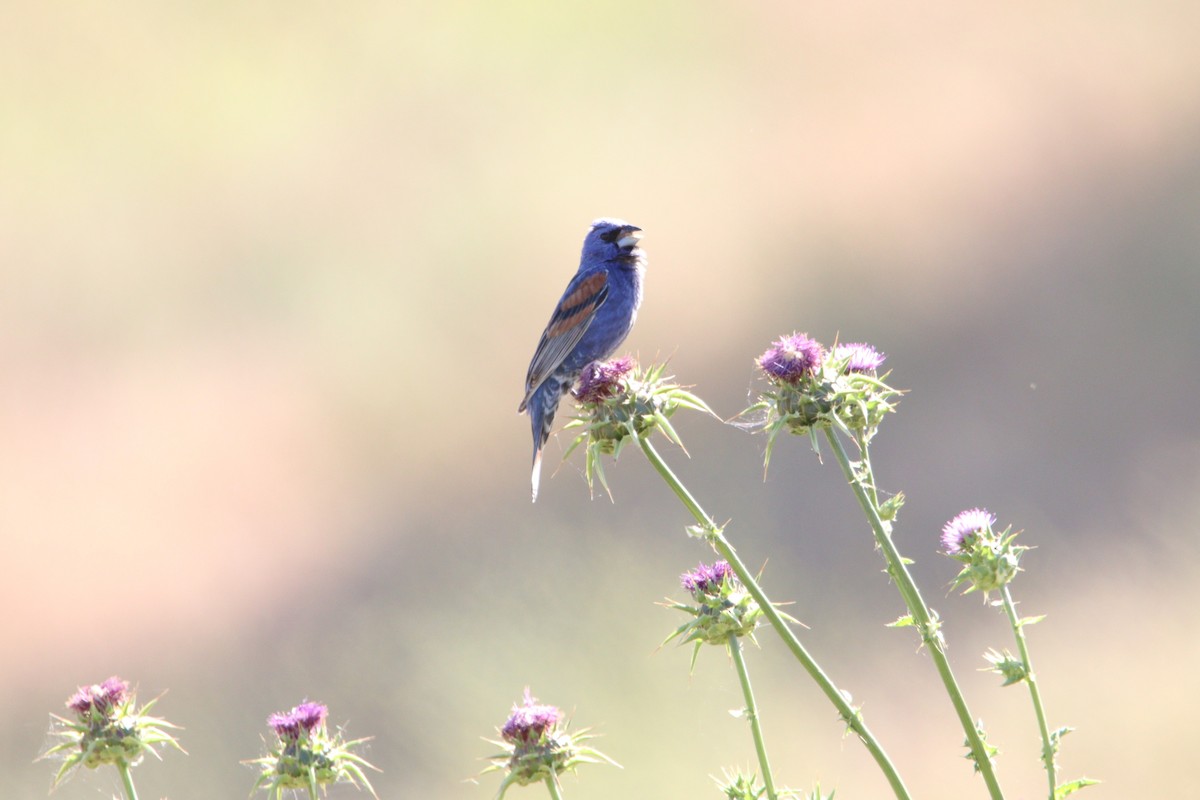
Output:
637,435,913,800
1001,584,1057,799
116,759,139,800
824,427,1006,800
728,634,778,800
544,774,565,800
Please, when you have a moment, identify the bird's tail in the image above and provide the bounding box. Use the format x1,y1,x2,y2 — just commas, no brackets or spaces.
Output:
530,449,543,503
526,375,568,502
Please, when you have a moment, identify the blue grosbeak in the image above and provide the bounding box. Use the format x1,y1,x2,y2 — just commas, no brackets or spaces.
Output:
519,218,646,501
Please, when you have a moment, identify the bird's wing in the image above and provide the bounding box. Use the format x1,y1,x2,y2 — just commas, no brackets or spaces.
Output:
519,269,610,410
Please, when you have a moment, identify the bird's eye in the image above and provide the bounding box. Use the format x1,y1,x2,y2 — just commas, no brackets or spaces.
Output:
599,228,620,243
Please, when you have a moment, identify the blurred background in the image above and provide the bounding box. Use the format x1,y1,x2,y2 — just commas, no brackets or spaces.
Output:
3,2,1198,798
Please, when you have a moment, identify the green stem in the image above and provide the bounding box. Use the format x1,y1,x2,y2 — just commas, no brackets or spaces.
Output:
824,428,1006,800
728,634,778,800
544,774,565,800
637,436,913,800
116,759,139,800
1001,585,1057,799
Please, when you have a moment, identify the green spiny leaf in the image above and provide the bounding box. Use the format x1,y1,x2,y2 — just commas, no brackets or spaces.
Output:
1054,778,1101,798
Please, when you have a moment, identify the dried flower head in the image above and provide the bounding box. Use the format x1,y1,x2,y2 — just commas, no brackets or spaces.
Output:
247,701,378,800
483,689,618,799
40,677,184,789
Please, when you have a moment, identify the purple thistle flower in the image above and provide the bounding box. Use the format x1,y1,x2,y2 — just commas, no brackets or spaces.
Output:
572,356,636,403
941,508,997,554
292,702,328,732
835,342,886,372
268,702,328,740
96,677,129,706
758,333,824,384
501,689,561,745
65,689,93,715
65,676,129,716
680,560,734,596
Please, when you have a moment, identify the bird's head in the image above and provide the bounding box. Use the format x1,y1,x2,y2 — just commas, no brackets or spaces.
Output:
582,218,644,263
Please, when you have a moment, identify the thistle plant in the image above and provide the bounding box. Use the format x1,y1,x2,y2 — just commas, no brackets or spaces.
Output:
482,689,618,800
665,561,785,800
568,355,912,800
746,333,1006,799
39,676,184,800
744,335,901,474
562,356,715,498
942,509,1099,800
246,701,378,800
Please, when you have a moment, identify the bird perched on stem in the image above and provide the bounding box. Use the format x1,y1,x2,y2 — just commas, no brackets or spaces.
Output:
519,218,647,501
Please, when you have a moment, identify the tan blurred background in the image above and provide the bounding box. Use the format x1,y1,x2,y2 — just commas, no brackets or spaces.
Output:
3,2,1198,798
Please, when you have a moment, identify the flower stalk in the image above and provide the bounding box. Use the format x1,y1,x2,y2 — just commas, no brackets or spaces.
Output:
728,634,777,800
745,333,1002,797
999,584,1056,798
543,775,565,800
942,509,1098,798
666,560,779,798
824,427,1005,800
117,759,139,800
638,435,911,800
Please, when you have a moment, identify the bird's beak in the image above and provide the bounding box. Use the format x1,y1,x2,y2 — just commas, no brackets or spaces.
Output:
617,227,643,249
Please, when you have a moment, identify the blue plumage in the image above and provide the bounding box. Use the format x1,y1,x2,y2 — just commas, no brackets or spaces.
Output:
519,218,646,501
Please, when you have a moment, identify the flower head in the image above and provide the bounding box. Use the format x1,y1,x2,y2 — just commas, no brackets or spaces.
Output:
834,342,886,373
757,333,824,384
680,560,733,597
500,689,562,746
267,701,328,741
564,358,717,499
740,334,902,472
66,676,130,716
941,508,1028,596
941,508,996,554
248,701,378,800
573,356,635,403
483,689,618,799
40,677,184,789
664,561,796,671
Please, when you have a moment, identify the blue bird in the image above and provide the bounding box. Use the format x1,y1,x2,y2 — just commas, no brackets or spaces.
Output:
519,218,647,501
